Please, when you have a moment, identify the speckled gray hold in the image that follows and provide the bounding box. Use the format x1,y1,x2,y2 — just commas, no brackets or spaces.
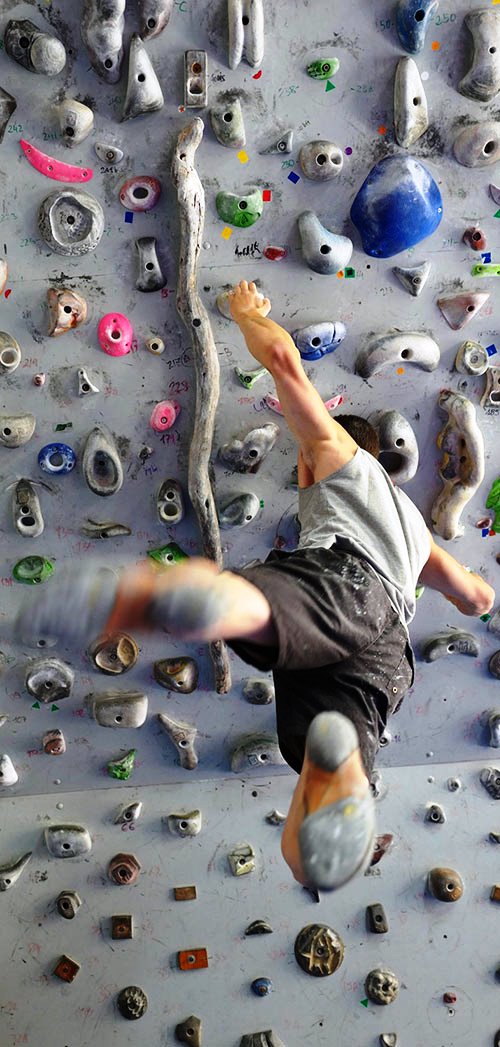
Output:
219,423,279,473
453,121,500,167
82,426,123,496
369,409,419,484
56,99,94,148
5,19,66,76
122,34,164,120
259,129,293,155
230,734,285,772
219,492,261,528
135,237,166,292
25,657,74,702
38,189,104,256
0,414,36,449
210,98,246,148
421,630,479,662
13,479,44,538
81,0,126,83
392,260,431,296
480,766,500,799
365,968,400,1005
298,211,353,275
0,88,17,144
299,140,343,181
394,57,428,148
243,678,275,705
459,9,500,102
139,0,174,39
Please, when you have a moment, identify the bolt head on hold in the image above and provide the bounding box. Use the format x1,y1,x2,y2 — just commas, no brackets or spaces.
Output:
117,985,148,1020
108,852,141,885
365,967,400,1005
56,890,82,919
112,914,133,939
43,729,66,755
251,977,273,996
175,1014,202,1046
427,866,464,902
294,924,345,977
53,954,80,982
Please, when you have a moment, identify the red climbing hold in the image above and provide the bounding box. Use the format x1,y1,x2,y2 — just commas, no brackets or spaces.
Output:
264,246,287,261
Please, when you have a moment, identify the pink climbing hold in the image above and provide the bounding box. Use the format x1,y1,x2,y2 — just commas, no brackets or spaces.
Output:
97,312,133,356
150,400,181,432
20,139,93,183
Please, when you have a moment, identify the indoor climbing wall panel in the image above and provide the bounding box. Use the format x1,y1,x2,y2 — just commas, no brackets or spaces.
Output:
0,0,500,1043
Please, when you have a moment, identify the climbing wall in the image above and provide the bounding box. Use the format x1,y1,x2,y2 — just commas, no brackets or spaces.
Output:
0,0,500,1043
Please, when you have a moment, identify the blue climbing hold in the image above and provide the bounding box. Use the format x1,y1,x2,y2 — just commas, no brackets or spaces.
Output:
251,977,273,997
38,442,77,475
396,0,439,54
350,155,443,259
292,321,347,361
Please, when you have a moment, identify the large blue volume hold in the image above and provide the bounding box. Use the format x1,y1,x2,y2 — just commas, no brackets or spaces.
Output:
396,0,438,54
350,155,443,258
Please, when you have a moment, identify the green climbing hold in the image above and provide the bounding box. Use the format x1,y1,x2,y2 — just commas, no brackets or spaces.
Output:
147,542,189,567
12,556,54,585
472,263,500,277
216,186,263,229
307,58,340,80
107,748,137,781
415,584,425,600
234,365,268,389
486,477,500,533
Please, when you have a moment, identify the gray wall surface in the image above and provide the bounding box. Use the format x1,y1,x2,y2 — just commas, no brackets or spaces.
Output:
0,0,499,1043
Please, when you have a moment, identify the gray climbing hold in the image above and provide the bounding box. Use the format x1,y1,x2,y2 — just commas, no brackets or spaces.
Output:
0,332,21,374
365,967,400,1005
122,34,164,120
298,211,353,275
154,657,198,693
95,141,124,165
392,260,431,297
0,852,32,891
437,291,490,329
379,1036,398,1047
219,492,261,528
486,710,500,748
366,902,389,933
243,678,275,705
245,919,273,935
421,630,479,662
425,803,446,824
453,121,500,167
459,9,500,102
175,1015,202,1046
0,87,17,144
0,413,35,448
0,755,18,787
13,479,44,538
158,712,198,769
81,0,125,83
369,409,419,484
184,49,208,107
82,425,123,496
239,1034,285,1047
166,811,202,837
228,0,264,69
427,866,464,902
78,368,100,396
210,97,246,148
219,423,279,473
489,652,500,680
356,331,440,378
135,236,166,292
38,189,104,256
228,843,256,876
259,129,293,155
157,479,184,525
481,767,500,799
230,734,286,772
5,18,66,76
266,809,286,825
25,657,74,701
299,140,343,181
454,339,490,376
139,0,174,40
44,824,92,859
56,98,94,147
394,56,428,148
85,690,148,728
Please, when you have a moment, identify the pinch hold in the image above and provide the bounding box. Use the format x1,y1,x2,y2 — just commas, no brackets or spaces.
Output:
158,712,198,769
453,121,500,167
135,236,166,292
392,260,431,296
81,0,126,83
292,321,346,361
459,9,500,103
55,98,94,148
356,331,440,378
298,210,353,275
396,0,438,54
150,400,181,432
228,0,264,69
5,18,66,76
369,409,419,484
394,57,428,148
218,422,279,473
431,389,485,540
122,34,164,121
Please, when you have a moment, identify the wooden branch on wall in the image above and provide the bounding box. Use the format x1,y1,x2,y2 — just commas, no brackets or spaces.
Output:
171,117,231,695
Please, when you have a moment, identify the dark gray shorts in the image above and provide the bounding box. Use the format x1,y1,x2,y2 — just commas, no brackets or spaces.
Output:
228,546,414,778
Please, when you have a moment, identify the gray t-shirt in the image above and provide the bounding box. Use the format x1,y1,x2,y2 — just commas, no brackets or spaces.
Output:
298,448,430,627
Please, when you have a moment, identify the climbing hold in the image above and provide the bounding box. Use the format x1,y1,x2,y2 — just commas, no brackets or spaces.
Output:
175,1016,202,1046
135,236,166,292
98,312,133,356
108,749,137,780
33,373,46,387
25,657,74,701
5,18,66,75
13,556,54,585
45,824,92,859
228,843,256,876
119,175,162,212
173,885,197,901
0,88,17,145
392,260,431,297
56,890,81,918
81,0,125,83
117,985,148,1020
158,712,198,769
146,336,165,355
216,187,263,228
0,333,21,374
111,914,133,938
459,9,500,102
80,519,131,538
307,57,339,79
350,155,443,258
427,867,464,902
266,809,286,825
298,211,353,275
463,226,487,251
82,425,124,496
55,98,94,147
252,978,273,997
431,389,484,540
425,803,446,824
122,33,164,120
210,98,246,148
108,852,141,885
243,678,275,705
394,57,428,148
219,422,279,473
177,948,208,971
259,129,293,155
481,367,500,411
219,492,261,528
184,50,208,107
369,410,419,484
47,287,88,337
472,263,500,277
139,0,174,39
78,368,100,396
454,340,489,376
95,141,124,165
39,442,76,475
245,919,273,935
486,709,500,748
230,734,286,772
1,413,35,449
292,321,347,361
365,968,400,1004
299,140,343,181
38,189,104,255
150,400,181,432
13,479,44,538
228,0,264,69
166,810,202,837
422,630,479,661
153,654,197,694
114,801,143,825
447,777,462,792
489,653,500,680
234,365,268,388
0,260,7,295
43,729,66,755
371,833,394,867
356,331,440,378
217,286,267,320
379,1037,398,1047
453,121,500,167
366,903,389,934
239,1035,285,1047
157,479,185,526
263,246,287,261
0,754,18,787
481,767,500,799
396,0,438,54
294,924,344,977
85,690,148,728
147,542,188,566
20,140,93,183
53,955,80,982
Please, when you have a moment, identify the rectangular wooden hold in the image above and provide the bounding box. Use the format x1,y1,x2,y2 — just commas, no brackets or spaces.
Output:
174,885,197,901
111,914,133,939
177,948,208,971
490,884,500,902
53,954,80,982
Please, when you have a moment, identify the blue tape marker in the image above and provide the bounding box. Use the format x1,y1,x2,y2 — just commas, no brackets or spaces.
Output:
124,211,134,224
482,527,489,537
288,171,300,184
486,344,498,357
481,252,492,263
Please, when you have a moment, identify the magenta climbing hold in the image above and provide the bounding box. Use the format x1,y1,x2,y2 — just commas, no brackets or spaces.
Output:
150,400,181,432
20,139,93,183
98,313,133,356
119,175,161,212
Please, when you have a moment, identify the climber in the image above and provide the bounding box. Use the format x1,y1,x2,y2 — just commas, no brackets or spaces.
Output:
15,280,495,894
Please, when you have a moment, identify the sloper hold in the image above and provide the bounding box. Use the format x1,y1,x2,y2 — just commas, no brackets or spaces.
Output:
394,57,428,148
44,824,92,859
13,479,44,538
350,155,443,258
117,985,148,1019
166,810,202,836
219,422,279,473
210,97,246,148
81,0,126,83
139,0,174,40
396,0,438,54
481,767,500,799
0,852,31,892
158,712,198,769
122,34,164,120
114,801,143,824
392,260,431,296
369,409,419,484
481,366,500,411
0,88,17,144
459,9,500,102
431,389,484,540
56,99,94,147
299,140,343,181
25,657,74,701
259,129,293,155
243,678,275,704
298,211,353,275
365,967,400,1004
228,0,265,69
427,866,464,902
454,340,489,376
85,690,148,728
219,492,261,528
292,322,346,361
230,733,286,772
0,754,18,786
453,121,500,167
5,18,66,75
38,189,104,256
294,923,344,977
356,331,440,378
82,425,124,496
175,1015,202,1046
0,413,35,448
216,186,263,228
95,141,124,165
154,657,198,693
135,237,166,292
437,291,489,329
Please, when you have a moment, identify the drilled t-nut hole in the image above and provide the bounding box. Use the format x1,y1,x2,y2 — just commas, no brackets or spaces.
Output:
320,244,331,254
484,140,496,155
414,9,425,20
316,153,327,165
137,73,146,82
